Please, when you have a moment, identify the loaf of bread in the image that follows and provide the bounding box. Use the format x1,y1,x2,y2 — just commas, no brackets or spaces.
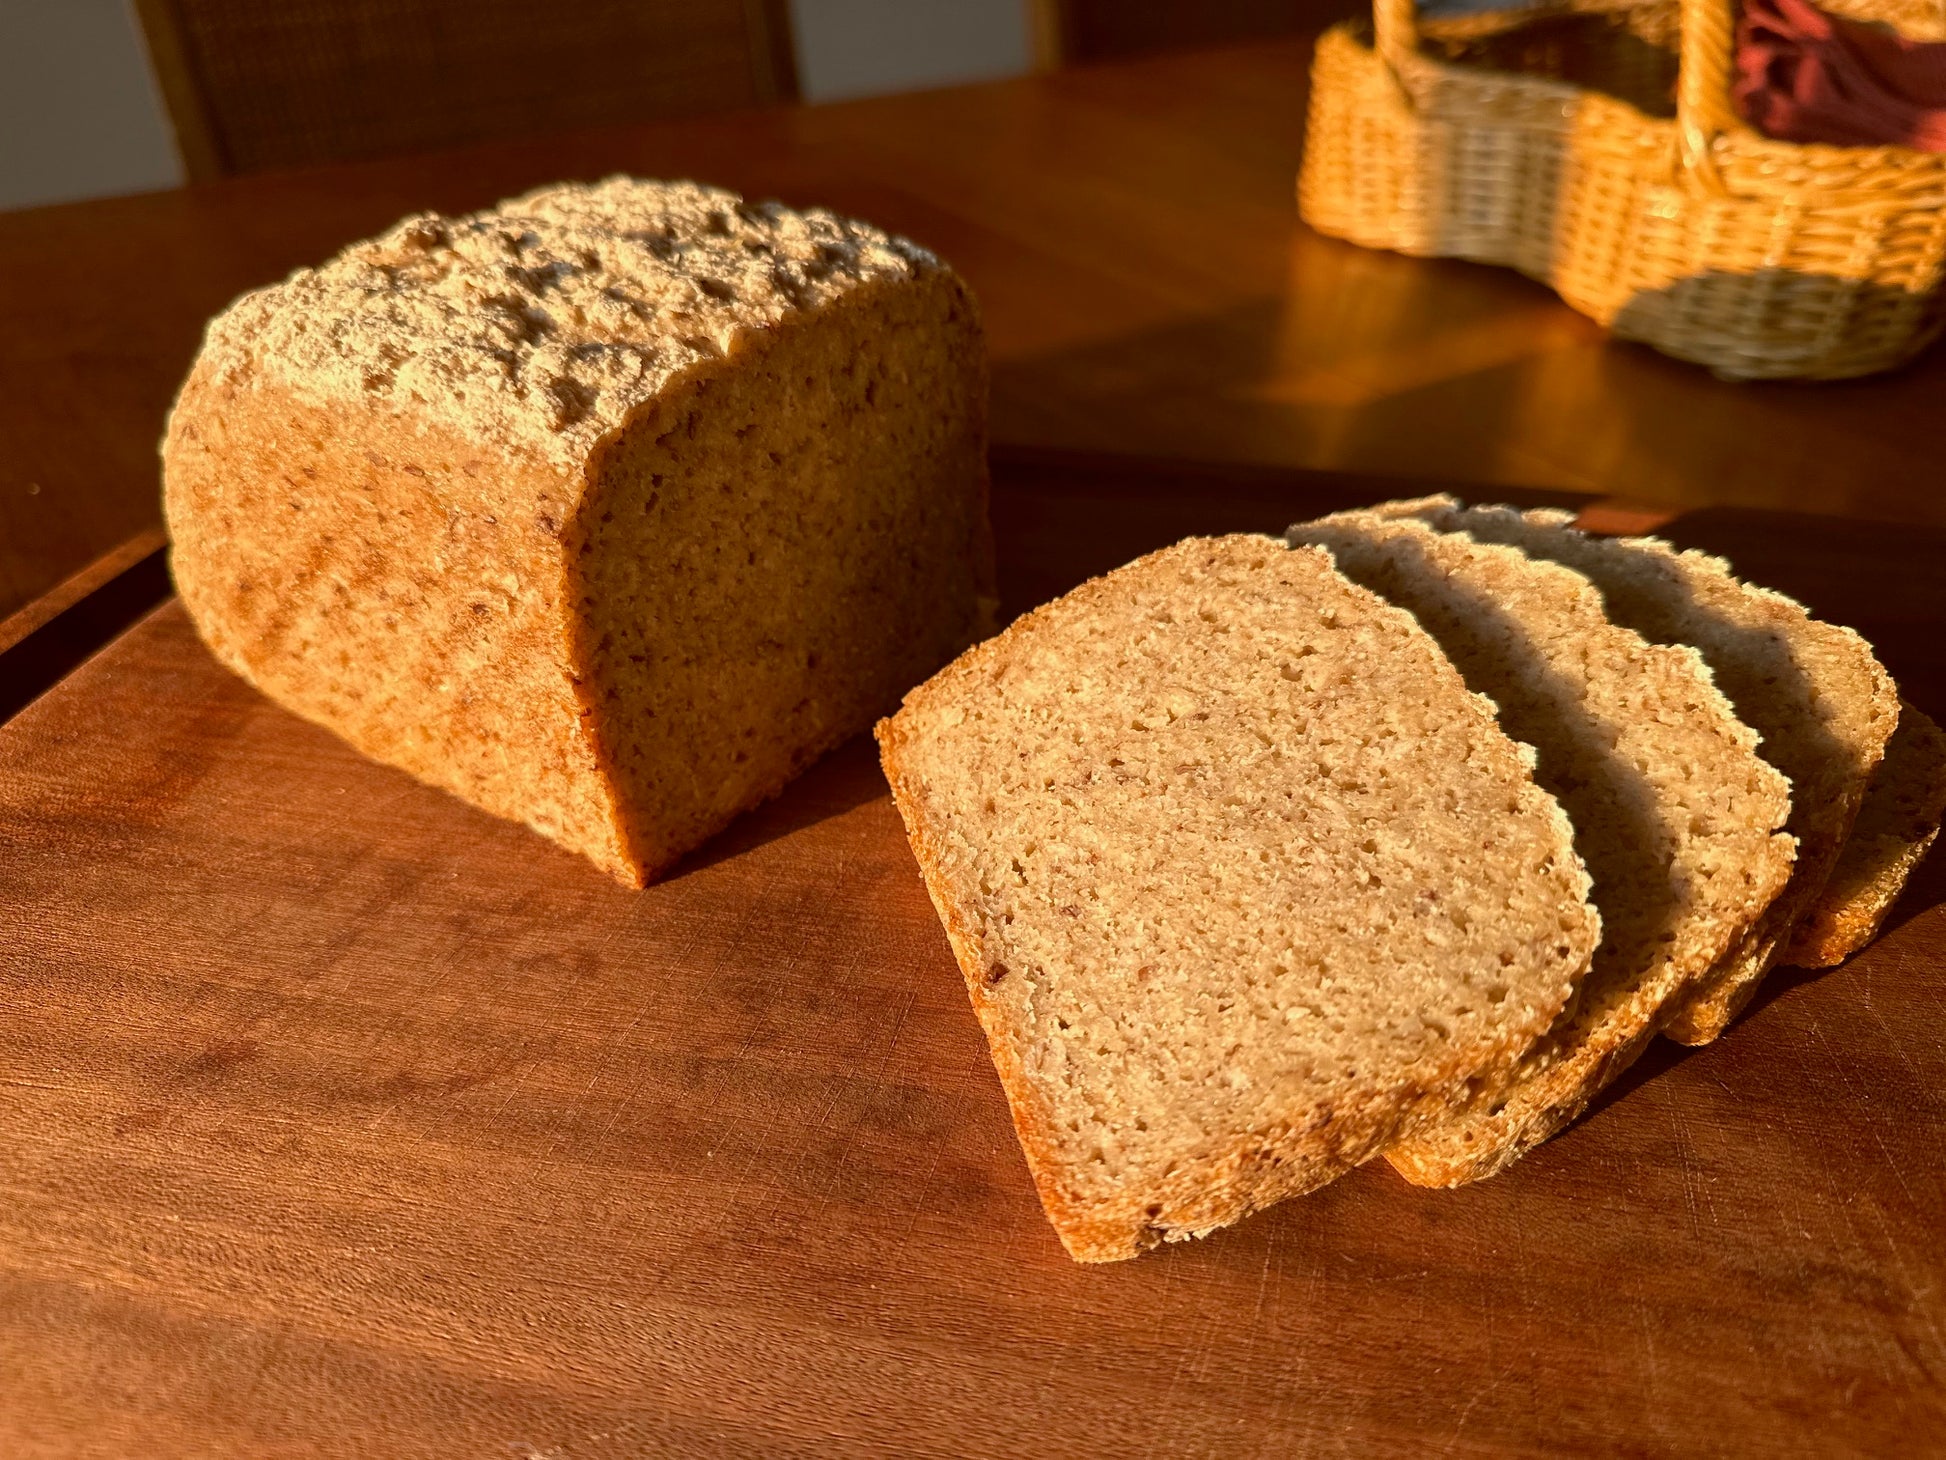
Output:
1290,508,1795,1185
876,535,1599,1261
164,178,993,884
1406,501,1898,1045
1785,702,1946,967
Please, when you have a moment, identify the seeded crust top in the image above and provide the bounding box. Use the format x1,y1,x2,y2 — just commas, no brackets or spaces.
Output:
190,176,939,468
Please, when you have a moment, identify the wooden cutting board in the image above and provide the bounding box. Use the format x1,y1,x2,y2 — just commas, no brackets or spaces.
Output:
3,456,1942,1457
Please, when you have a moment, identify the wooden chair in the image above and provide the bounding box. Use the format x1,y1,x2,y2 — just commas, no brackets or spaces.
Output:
1029,0,1356,63
133,0,798,179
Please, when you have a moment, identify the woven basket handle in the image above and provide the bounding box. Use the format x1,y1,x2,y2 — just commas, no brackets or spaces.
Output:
1370,0,1740,181
1372,0,1419,68
1675,0,1740,178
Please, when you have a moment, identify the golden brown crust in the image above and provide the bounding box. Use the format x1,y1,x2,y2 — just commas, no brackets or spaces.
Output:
164,359,634,879
1386,1004,1679,1187
1784,703,1946,968
876,711,1114,1258
876,538,1596,1261
881,705,1482,1259
1303,511,1797,1188
1381,498,1899,1048
167,179,989,886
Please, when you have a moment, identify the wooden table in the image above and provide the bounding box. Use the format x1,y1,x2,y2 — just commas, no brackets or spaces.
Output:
4,454,1944,1456
4,37,1945,649
4,36,1945,1458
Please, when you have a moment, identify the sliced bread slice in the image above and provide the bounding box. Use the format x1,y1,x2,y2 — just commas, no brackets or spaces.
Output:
876,534,1599,1261
1388,498,1898,1045
1289,510,1795,1185
1785,702,1946,967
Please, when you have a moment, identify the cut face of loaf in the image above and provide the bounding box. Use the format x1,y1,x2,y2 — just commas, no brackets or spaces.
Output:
1785,703,1946,968
1290,511,1795,1186
876,535,1599,1262
164,178,993,885
1390,499,1898,1045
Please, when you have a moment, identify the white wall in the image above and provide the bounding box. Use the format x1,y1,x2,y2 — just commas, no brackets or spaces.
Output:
0,0,184,210
0,0,1035,213
790,0,1033,103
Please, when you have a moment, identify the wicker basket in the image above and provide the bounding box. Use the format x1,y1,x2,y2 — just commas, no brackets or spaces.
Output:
1299,0,1946,378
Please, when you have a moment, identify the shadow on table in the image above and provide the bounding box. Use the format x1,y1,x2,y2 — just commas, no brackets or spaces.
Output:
988,443,1585,618
674,452,1946,883
0,549,174,726
987,254,1607,501
991,238,1946,535
667,735,888,881
1583,829,1946,1134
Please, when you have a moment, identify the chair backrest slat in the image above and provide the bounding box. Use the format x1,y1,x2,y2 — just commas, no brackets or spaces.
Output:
136,0,798,179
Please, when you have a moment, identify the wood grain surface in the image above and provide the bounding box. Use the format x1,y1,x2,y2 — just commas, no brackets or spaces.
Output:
6,38,1946,636
2,456,1942,1457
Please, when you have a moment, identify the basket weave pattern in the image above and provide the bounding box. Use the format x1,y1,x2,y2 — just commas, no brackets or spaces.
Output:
1299,0,1946,378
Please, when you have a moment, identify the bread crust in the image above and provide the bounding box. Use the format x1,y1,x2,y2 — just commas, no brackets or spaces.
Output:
1292,509,1796,1187
1784,703,1946,968
1380,498,1899,1047
165,180,991,884
877,537,1596,1261
880,709,1471,1262
165,358,634,877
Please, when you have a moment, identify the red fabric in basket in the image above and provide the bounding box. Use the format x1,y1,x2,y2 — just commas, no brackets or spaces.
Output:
1735,0,1946,150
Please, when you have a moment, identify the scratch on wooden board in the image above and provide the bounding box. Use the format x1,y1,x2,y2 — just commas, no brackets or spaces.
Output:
804,979,922,1229
705,940,878,1225
481,934,611,1132
585,1015,654,1149
541,972,662,1161
1250,1226,1279,1327
1802,1013,1890,1176
1859,1188,1946,1372
881,1074,971,1276
1867,1125,1920,1217
1888,1320,1944,1392
1149,1245,1198,1417
1357,1267,1433,1285
1860,946,1936,1085
1664,1087,1714,1238
1257,1229,1334,1416
1638,1298,1663,1409
1435,1361,1517,1457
